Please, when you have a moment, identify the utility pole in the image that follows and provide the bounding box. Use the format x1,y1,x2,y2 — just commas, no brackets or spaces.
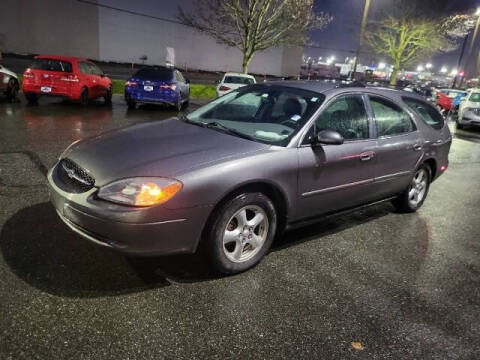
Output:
350,0,371,81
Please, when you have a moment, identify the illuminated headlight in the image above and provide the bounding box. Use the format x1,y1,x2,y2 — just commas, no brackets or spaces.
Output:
97,177,183,207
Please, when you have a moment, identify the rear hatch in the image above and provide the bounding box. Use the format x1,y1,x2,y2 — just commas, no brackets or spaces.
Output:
25,58,74,94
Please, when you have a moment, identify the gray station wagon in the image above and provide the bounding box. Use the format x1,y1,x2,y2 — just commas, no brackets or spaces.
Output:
48,82,451,274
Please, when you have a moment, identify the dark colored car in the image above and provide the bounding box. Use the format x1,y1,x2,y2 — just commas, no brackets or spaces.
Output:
124,67,190,110
48,82,451,274
0,64,19,100
22,55,112,105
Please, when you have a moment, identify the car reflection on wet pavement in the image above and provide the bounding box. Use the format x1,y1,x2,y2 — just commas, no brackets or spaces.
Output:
0,96,479,359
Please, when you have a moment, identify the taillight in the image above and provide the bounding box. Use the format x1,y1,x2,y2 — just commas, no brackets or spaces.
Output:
219,86,231,91
159,84,177,91
61,74,79,82
125,81,138,87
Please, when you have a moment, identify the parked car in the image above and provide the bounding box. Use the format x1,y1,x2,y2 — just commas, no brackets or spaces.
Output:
0,64,19,100
48,82,451,274
435,88,467,113
22,55,112,105
457,88,480,129
124,67,190,110
216,72,256,97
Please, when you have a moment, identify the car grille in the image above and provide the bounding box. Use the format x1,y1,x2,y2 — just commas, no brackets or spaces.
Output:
472,108,480,116
56,158,95,193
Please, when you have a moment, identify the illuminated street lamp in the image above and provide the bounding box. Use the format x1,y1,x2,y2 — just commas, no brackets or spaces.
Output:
426,63,433,70
451,69,459,76
378,62,386,70
440,66,448,74
417,65,424,72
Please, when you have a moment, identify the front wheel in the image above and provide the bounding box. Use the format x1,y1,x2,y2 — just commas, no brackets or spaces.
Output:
204,193,277,274
456,120,464,130
392,164,431,213
104,86,112,105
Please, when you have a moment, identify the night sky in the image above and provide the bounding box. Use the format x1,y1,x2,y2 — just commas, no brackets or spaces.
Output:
308,0,480,75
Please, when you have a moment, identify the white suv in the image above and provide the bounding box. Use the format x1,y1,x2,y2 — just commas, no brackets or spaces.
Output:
216,72,256,97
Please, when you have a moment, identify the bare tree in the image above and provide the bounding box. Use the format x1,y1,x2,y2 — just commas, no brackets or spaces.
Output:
178,0,331,73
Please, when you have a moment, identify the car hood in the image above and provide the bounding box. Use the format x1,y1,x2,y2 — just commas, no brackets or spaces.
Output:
64,119,268,186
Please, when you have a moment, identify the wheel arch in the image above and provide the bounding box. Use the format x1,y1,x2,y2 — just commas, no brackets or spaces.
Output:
423,157,437,181
200,180,291,246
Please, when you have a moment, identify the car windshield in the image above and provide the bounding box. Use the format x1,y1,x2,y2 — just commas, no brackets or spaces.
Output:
31,59,72,73
134,69,173,81
186,85,324,146
470,93,480,102
224,76,255,85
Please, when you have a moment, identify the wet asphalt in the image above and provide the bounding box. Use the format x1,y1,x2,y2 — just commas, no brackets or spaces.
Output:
0,95,479,359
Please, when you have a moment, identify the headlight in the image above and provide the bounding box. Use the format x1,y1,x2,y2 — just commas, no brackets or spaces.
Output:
97,177,182,207
59,140,80,160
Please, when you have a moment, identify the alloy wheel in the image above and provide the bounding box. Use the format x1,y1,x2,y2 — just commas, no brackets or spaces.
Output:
223,205,269,263
408,169,428,207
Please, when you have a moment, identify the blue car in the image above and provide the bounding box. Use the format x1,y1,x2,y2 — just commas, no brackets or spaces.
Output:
125,67,190,110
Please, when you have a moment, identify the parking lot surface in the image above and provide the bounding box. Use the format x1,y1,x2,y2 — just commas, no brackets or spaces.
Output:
0,96,479,359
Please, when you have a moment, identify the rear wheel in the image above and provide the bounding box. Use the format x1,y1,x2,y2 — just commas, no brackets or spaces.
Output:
6,78,19,101
456,120,464,130
392,164,431,213
25,93,38,104
127,99,136,110
175,99,182,112
204,192,277,274
80,87,89,106
104,86,112,105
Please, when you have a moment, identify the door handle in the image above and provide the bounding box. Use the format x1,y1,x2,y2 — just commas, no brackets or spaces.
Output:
413,144,423,151
360,151,375,161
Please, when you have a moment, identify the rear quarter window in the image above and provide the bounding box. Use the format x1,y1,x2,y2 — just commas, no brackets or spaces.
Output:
403,97,444,130
31,59,72,73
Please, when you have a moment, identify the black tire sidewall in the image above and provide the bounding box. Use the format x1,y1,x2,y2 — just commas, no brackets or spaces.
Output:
80,87,88,106
206,193,277,274
7,79,18,99
395,164,431,212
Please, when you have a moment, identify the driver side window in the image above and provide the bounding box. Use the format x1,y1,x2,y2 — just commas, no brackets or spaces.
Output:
314,95,369,141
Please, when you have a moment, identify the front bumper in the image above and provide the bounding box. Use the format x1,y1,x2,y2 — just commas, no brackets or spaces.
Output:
459,110,480,126
125,89,179,106
47,164,212,256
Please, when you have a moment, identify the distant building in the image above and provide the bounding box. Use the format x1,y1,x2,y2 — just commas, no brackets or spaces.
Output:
0,0,302,76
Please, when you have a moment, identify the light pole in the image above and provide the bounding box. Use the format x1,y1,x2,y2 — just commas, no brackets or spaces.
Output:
350,0,372,80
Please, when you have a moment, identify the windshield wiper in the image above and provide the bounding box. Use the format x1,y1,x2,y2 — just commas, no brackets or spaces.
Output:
203,122,255,141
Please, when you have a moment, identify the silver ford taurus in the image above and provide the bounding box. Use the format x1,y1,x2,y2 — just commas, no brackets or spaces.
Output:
48,82,451,274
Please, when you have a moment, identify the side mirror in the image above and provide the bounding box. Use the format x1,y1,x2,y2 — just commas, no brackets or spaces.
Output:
101,73,107,78
185,78,190,84
313,130,344,146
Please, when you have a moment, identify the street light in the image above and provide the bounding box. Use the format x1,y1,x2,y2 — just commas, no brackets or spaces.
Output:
351,0,372,80
378,62,386,70
426,63,433,69
440,66,448,74
451,69,459,76
417,65,424,72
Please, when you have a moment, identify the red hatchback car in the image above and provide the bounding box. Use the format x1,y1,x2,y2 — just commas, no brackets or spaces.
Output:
22,55,112,105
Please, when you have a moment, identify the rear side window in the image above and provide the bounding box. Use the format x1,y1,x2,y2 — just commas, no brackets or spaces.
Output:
370,96,416,137
134,69,173,81
224,76,255,85
31,59,72,73
403,97,444,130
78,62,91,74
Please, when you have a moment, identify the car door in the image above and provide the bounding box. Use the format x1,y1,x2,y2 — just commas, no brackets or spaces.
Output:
87,62,104,98
78,62,96,98
296,94,378,220
367,95,424,198
175,70,188,101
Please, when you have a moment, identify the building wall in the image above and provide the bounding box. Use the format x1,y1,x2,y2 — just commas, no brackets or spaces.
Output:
0,0,301,76
0,0,99,59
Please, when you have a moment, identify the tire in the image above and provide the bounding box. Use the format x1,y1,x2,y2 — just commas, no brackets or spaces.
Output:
456,121,464,130
204,192,277,274
25,93,38,104
175,99,182,112
104,86,112,105
183,99,189,109
392,164,431,213
6,78,19,101
80,87,88,106
127,99,136,110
